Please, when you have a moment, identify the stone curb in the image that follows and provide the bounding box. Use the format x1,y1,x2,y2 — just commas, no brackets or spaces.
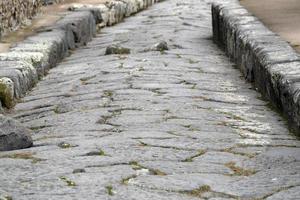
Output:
0,0,164,110
212,0,300,134
0,0,164,151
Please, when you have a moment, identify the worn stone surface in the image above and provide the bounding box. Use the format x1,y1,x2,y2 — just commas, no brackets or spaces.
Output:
0,114,32,151
212,0,300,134
0,0,299,199
0,0,161,110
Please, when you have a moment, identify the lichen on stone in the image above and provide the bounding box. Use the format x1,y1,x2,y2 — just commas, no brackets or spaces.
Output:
0,77,15,108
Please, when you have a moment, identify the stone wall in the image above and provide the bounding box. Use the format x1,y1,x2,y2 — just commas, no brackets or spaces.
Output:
0,0,42,38
0,0,61,39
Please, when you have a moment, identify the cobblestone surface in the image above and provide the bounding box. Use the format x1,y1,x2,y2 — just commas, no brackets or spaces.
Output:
1,0,300,199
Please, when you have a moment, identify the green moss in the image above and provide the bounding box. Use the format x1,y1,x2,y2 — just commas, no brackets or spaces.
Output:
225,162,256,176
30,125,52,131
80,75,96,82
188,58,199,64
85,149,106,156
191,84,197,89
182,150,207,162
149,168,167,176
0,82,14,108
121,175,137,185
105,185,114,196
221,147,256,158
176,54,182,58
57,142,73,149
103,90,114,97
72,169,86,174
138,141,148,146
60,176,76,187
183,185,211,197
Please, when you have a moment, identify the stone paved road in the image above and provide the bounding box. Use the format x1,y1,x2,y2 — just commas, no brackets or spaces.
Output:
1,0,300,199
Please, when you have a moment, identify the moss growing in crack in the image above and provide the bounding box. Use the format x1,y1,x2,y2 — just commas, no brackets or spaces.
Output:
183,124,199,132
53,105,69,114
164,115,178,121
60,176,76,187
103,90,114,97
221,147,256,158
80,75,96,82
225,162,256,176
176,54,182,58
97,115,112,124
138,141,149,147
188,58,199,64
138,67,145,71
85,149,106,156
121,175,137,185
218,110,246,121
160,50,167,55
0,152,44,164
105,185,114,196
29,125,52,131
129,161,142,170
184,185,211,197
149,168,167,176
182,149,207,162
0,81,15,108
167,131,183,136
129,161,167,176
183,124,192,129
72,168,86,174
58,142,77,149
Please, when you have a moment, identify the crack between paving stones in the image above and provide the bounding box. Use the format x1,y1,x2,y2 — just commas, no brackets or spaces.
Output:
137,141,196,151
124,182,239,199
258,184,300,200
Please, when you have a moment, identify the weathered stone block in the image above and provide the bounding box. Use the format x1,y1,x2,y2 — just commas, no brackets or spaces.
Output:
0,114,32,151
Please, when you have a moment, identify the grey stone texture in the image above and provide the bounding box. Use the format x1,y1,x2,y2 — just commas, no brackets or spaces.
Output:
212,0,300,134
0,114,32,151
0,0,299,199
0,0,163,109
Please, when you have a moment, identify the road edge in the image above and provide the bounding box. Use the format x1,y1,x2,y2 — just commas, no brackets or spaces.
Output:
212,0,300,135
